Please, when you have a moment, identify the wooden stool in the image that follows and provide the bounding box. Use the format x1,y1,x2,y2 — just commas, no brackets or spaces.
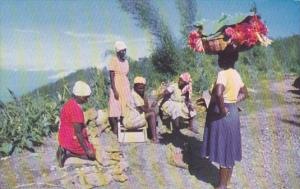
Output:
118,122,148,143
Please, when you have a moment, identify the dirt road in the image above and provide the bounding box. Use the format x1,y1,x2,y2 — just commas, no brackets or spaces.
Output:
0,76,299,189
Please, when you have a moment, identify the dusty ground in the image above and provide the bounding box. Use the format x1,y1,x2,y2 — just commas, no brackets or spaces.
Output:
0,75,299,189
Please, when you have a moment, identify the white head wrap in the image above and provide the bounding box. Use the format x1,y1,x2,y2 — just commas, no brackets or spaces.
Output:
114,41,127,52
72,81,92,96
134,76,146,84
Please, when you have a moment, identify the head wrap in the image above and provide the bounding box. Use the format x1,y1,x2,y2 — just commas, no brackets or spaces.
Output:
134,76,146,85
180,72,192,83
114,41,127,52
180,72,193,96
72,81,92,96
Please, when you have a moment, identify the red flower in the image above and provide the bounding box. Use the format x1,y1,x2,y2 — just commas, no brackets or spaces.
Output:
188,31,204,52
250,15,268,35
187,15,270,53
224,15,268,48
188,31,199,49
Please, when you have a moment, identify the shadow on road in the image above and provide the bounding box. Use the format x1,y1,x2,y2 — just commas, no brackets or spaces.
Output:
288,76,300,95
288,89,300,95
281,118,300,127
159,126,219,187
292,76,300,89
285,101,300,105
283,78,300,127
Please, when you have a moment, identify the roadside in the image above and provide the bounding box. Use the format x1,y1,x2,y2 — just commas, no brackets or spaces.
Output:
0,76,299,189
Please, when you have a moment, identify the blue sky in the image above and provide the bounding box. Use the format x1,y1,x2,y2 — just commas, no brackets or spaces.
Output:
0,0,299,72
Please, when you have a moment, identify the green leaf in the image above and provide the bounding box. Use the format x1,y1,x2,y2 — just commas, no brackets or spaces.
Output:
0,142,13,155
32,133,43,143
25,140,33,149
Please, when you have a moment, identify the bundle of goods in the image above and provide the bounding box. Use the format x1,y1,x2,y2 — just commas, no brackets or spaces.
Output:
188,14,272,54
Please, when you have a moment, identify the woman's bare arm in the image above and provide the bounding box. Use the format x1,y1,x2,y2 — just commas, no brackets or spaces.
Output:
74,123,95,159
158,90,172,109
109,71,119,100
237,86,248,102
215,84,228,115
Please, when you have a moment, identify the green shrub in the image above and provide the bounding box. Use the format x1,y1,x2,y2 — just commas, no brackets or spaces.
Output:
0,90,59,157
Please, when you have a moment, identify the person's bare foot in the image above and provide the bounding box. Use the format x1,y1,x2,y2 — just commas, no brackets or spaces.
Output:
56,146,67,168
151,138,159,144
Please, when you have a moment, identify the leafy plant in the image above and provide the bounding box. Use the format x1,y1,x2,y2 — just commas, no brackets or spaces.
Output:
0,90,60,157
0,67,110,157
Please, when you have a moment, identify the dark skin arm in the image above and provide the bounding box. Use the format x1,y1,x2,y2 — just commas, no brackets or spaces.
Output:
215,84,228,116
237,86,248,102
158,90,172,117
184,92,194,118
74,123,95,159
143,95,150,110
136,95,150,114
149,94,160,108
215,84,248,115
109,71,119,100
159,90,172,110
184,92,193,111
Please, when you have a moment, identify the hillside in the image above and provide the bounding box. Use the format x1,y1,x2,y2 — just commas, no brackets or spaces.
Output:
0,69,60,102
0,75,299,189
29,35,300,103
29,67,110,109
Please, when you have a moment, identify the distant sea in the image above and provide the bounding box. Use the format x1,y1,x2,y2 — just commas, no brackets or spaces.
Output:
0,69,73,102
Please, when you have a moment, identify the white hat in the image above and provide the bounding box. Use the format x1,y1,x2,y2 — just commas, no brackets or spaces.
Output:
134,76,146,84
72,81,91,96
114,41,127,52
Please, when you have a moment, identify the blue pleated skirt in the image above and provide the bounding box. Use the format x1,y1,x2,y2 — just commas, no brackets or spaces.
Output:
201,102,242,168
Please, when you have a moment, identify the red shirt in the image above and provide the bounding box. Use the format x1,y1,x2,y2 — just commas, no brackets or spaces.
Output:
58,98,91,154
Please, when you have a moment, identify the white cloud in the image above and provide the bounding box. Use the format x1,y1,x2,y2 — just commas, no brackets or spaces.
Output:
48,70,75,80
128,38,151,43
1,29,151,71
63,31,152,60
27,68,59,72
64,31,121,40
88,37,150,44
88,39,116,44
14,29,41,34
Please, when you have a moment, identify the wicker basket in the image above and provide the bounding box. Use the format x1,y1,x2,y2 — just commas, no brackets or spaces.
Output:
202,36,256,54
202,35,229,54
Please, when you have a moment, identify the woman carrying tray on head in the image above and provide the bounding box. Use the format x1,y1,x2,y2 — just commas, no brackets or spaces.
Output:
201,51,248,189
